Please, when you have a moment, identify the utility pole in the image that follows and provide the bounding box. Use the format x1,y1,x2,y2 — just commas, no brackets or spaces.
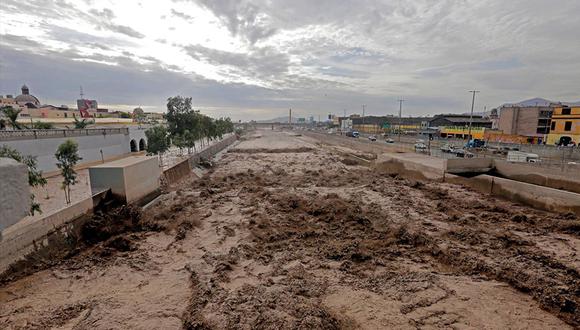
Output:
289,108,292,128
468,90,480,141
362,104,366,132
398,98,405,142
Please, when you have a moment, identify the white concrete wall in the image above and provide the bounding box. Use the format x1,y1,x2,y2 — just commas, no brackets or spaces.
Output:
0,132,131,172
0,158,30,234
89,156,160,203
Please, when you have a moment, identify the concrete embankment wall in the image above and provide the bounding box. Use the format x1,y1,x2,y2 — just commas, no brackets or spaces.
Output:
493,160,580,194
370,155,580,216
0,158,30,233
446,158,494,174
446,174,580,216
0,196,94,274
1,130,131,172
164,135,238,185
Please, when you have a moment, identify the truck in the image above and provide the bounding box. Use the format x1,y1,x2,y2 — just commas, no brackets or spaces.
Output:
465,139,485,148
346,131,360,138
506,151,540,163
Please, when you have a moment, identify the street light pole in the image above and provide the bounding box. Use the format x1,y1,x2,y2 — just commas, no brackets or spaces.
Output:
362,104,366,133
468,90,480,141
398,98,405,142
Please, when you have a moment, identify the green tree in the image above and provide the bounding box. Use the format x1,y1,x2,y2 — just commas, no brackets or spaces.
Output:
183,129,196,153
166,96,195,137
73,116,93,129
55,140,82,204
32,121,54,129
172,133,187,156
133,107,146,125
0,145,47,214
145,125,170,165
1,106,22,129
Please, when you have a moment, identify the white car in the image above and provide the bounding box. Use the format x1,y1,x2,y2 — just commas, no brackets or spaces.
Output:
368,135,377,141
414,143,428,151
385,138,395,143
440,144,455,153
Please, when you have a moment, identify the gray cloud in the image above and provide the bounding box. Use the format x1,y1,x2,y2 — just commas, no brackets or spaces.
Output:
170,8,194,21
1,0,579,119
88,8,145,38
196,0,277,44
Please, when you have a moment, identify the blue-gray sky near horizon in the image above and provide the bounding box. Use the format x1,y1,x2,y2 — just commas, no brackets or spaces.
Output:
0,0,579,120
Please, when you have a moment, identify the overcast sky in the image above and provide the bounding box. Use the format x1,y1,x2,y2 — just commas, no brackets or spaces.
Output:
1,0,579,120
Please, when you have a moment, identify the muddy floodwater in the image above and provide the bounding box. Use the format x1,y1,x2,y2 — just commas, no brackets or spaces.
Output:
1,130,579,329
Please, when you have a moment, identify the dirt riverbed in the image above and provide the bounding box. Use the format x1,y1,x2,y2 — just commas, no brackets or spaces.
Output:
1,130,579,329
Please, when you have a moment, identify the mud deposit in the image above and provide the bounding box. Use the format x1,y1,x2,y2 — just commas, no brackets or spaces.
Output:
1,130,579,329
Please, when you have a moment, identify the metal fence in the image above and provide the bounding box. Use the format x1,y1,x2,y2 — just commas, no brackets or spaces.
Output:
0,128,130,141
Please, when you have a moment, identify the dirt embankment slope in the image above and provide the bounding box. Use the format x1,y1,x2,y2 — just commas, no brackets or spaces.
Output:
1,130,579,329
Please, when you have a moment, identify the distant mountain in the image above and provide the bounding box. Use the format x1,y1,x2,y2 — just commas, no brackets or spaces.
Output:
503,97,553,107
501,97,580,108
256,116,300,123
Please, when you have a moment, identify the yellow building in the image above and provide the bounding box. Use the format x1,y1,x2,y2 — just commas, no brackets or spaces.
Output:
547,105,580,145
440,126,486,139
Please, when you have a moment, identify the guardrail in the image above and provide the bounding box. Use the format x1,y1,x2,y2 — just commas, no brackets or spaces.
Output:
0,128,130,141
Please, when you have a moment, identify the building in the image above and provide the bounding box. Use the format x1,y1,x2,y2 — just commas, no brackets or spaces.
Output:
498,105,553,143
0,94,21,110
351,116,431,134
428,114,492,140
20,105,79,119
428,114,492,128
547,105,580,146
14,85,41,108
489,108,500,129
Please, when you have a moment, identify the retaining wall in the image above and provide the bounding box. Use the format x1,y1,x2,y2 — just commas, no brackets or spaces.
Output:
1,130,131,172
164,134,238,185
493,160,580,194
0,196,94,274
446,174,580,216
0,158,30,233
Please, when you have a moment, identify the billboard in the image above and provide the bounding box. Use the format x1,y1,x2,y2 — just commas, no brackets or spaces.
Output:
77,99,98,118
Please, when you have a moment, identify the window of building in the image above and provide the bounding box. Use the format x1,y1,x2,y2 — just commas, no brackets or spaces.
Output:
551,121,556,130
562,107,571,115
564,121,572,131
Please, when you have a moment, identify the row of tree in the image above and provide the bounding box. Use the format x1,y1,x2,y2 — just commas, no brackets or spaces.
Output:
145,96,235,158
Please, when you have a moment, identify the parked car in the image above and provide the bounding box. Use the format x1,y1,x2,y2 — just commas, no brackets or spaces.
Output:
414,143,428,151
440,144,456,153
368,135,377,141
385,138,395,143
454,149,474,158
465,139,485,148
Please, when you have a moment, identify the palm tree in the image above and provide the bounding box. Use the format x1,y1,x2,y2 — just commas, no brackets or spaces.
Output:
1,106,22,129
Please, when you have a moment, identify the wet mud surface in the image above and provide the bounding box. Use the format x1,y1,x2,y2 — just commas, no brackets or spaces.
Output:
1,130,579,329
